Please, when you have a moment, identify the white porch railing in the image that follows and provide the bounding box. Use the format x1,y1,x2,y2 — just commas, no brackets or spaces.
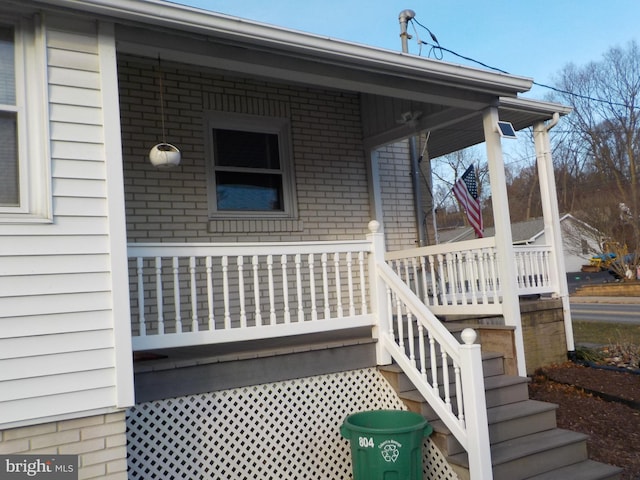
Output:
127,229,494,479
128,241,374,350
385,239,556,315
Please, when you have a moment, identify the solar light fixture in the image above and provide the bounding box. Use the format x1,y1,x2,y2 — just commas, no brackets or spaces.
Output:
497,120,517,139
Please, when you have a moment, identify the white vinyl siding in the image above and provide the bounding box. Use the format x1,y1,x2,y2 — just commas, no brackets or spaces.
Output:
0,17,133,428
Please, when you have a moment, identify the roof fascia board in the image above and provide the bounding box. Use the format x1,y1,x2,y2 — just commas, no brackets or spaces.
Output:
500,96,573,118
34,0,533,96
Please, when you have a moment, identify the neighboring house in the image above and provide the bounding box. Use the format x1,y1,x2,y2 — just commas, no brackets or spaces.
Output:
439,214,602,272
0,1,620,479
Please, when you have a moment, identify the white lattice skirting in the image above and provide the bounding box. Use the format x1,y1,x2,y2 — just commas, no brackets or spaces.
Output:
126,368,458,479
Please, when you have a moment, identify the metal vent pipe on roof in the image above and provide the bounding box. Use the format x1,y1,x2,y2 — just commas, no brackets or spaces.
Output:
398,9,427,246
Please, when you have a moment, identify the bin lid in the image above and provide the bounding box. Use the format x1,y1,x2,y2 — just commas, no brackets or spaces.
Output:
342,410,431,435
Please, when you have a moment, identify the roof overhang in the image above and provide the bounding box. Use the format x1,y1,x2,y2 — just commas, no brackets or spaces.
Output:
28,0,533,101
22,0,571,155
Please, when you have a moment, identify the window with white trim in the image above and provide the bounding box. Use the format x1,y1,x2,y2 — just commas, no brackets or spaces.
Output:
205,112,296,218
0,25,19,207
0,18,50,222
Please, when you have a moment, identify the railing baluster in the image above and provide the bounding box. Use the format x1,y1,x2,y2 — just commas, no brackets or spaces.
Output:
406,307,415,366
295,253,304,322
411,257,419,298
418,322,427,381
488,249,499,299
437,254,447,305
222,256,231,329
467,251,478,305
267,255,276,325
321,253,330,320
346,252,355,316
428,330,438,394
396,291,404,351
334,252,343,318
419,255,429,305
136,257,146,336
455,364,464,424
442,350,452,412
359,251,367,314
457,253,467,304
237,256,247,329
446,253,457,304
308,254,318,321
206,256,215,330
478,250,489,304
189,256,198,332
154,257,164,335
172,257,182,333
543,250,551,286
281,255,291,324
252,255,262,327
189,257,200,332
386,285,395,340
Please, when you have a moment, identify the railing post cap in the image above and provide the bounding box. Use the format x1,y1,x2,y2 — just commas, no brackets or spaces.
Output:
461,328,477,345
368,220,380,233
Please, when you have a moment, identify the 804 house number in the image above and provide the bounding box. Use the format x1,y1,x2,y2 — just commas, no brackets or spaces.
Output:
358,436,374,448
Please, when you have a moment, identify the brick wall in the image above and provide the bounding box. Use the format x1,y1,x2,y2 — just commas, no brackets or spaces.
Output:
377,140,418,251
520,298,568,374
0,412,127,480
119,55,377,244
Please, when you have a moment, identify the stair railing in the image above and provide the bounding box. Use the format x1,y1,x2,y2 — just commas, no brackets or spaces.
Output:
368,222,493,480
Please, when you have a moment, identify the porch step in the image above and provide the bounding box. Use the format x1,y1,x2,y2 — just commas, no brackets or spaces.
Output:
379,353,623,480
526,460,623,480
379,351,505,394
448,428,590,480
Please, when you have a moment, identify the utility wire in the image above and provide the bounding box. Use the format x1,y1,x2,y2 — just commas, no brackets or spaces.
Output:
409,18,639,112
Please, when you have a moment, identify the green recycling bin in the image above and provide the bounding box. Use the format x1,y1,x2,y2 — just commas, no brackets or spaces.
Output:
340,409,432,480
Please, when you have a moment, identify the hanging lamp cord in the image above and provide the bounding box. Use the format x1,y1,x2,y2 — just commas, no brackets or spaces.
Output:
157,56,167,146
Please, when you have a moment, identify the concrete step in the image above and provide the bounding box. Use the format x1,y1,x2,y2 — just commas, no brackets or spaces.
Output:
378,351,504,393
449,428,590,480
486,399,558,444
483,374,530,407
526,459,623,480
389,373,529,422
382,338,622,480
433,399,559,457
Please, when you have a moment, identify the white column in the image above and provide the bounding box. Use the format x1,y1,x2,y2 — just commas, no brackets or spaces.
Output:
534,118,576,352
483,106,527,376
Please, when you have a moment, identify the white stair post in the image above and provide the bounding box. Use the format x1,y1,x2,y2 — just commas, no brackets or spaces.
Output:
367,220,392,365
459,328,493,480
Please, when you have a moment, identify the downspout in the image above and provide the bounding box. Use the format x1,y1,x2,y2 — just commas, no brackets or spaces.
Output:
399,10,427,246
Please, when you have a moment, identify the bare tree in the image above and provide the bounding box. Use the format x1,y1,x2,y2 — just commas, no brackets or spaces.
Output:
552,41,640,252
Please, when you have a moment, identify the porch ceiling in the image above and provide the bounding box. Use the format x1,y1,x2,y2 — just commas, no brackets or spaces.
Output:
362,96,572,157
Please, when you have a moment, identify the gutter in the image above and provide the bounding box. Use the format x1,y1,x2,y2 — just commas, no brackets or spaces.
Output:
30,0,534,96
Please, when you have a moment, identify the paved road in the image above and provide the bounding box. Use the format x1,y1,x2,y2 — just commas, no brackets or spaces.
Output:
570,302,640,324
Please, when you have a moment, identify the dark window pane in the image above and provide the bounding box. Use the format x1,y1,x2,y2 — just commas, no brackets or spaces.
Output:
216,172,283,211
0,26,15,105
214,129,280,169
0,113,19,205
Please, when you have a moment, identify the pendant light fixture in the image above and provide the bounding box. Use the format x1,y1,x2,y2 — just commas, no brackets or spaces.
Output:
149,56,181,168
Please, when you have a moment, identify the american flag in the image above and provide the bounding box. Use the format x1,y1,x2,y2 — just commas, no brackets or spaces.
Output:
452,165,484,238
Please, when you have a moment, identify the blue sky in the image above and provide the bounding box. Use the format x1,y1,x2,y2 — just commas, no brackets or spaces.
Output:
172,0,640,101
